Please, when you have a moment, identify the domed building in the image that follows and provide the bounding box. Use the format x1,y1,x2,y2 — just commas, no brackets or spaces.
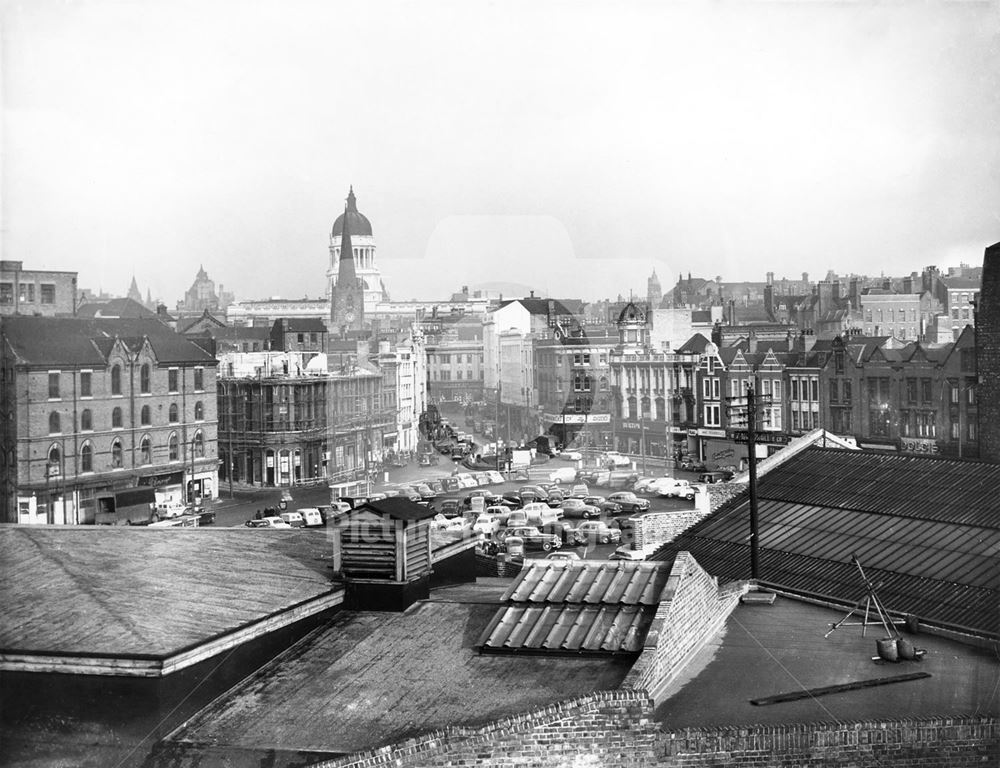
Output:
326,187,390,317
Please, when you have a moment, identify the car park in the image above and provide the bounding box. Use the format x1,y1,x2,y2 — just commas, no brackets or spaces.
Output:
279,511,305,528
548,466,579,484
606,492,650,513
560,498,601,519
499,525,562,551
574,520,620,545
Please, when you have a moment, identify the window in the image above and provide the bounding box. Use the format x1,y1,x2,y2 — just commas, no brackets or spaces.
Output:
968,423,977,441
112,407,123,429
111,365,122,395
791,378,800,401
906,378,917,404
81,408,92,431
0,282,13,304
111,439,123,468
194,368,204,391
762,379,771,396
194,401,205,421
193,431,205,457
921,378,932,405
47,444,61,473
834,351,844,376
967,385,976,405
810,379,819,401
168,433,179,461
141,405,151,425
829,380,839,403
168,369,179,392
140,435,152,465
703,404,721,427
80,371,92,398
843,380,852,403
140,364,150,394
48,372,60,399
791,410,800,430
917,411,936,438
951,420,960,440
773,381,781,399
169,403,179,422
81,442,93,473
40,284,55,304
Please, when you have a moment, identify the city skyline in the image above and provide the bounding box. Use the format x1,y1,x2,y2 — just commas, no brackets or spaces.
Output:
3,1,998,304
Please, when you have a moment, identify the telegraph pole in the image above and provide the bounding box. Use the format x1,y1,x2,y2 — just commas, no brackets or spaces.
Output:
746,383,760,580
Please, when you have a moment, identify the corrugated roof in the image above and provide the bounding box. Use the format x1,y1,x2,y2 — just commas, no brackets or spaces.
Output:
480,561,670,655
650,447,1000,636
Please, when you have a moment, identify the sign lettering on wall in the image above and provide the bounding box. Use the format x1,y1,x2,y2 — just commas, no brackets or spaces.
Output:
899,437,939,455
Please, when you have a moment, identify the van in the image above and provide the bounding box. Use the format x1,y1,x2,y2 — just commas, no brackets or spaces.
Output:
521,501,562,527
297,508,324,527
280,511,305,528
153,501,187,520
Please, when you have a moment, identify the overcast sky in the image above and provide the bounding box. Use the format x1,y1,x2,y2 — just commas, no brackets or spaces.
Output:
3,0,998,304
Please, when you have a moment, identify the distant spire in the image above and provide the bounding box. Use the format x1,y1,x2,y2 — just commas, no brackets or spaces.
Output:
346,185,358,213
127,275,142,302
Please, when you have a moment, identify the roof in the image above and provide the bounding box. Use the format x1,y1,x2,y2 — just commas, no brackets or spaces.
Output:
271,317,329,333
76,297,158,319
652,448,1000,636
940,276,981,290
355,497,437,521
654,596,999,729
690,310,713,323
677,333,712,353
160,589,633,759
1,317,217,367
478,561,672,655
0,528,340,672
496,297,585,318
176,311,226,334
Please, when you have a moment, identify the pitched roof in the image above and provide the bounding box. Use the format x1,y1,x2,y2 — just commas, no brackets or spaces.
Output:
496,297,585,317
2,317,216,367
76,297,158,319
652,447,1000,636
677,333,712,353
355,497,437,521
271,317,329,333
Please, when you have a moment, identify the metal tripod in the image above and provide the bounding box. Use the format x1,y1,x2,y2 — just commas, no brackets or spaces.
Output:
824,555,905,639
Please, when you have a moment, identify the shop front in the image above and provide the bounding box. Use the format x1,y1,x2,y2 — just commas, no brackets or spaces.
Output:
614,419,668,458
544,412,612,451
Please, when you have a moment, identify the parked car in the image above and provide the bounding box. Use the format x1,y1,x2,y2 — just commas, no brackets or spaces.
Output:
505,510,529,528
575,520,621,545
608,546,648,561
582,495,622,514
521,502,562,527
603,451,632,467
556,450,583,461
655,478,696,499
546,550,581,561
699,469,734,484
560,498,601,519
442,477,462,492
518,485,549,501
329,501,352,516
632,476,666,494
438,499,461,516
426,479,446,494
568,483,590,499
153,501,187,520
473,472,494,486
472,513,501,537
679,459,707,473
279,511,305,528
246,516,292,529
548,466,579,484
409,483,436,500
540,520,581,545
461,489,492,507
607,492,650,513
455,473,479,489
499,525,562,551
486,470,506,485
485,505,517,525
501,491,523,508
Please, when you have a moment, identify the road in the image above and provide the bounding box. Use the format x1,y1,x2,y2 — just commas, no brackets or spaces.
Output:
205,455,700,564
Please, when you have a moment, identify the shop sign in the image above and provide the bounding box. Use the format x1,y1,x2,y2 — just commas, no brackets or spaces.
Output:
899,437,939,455
668,426,687,434
563,414,586,424
621,421,641,431
543,413,564,424
137,471,184,488
730,431,789,445
697,428,726,438
587,414,611,424
687,429,698,437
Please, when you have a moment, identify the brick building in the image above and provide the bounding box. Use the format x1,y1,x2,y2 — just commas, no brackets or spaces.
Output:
0,317,219,523
0,260,78,317
977,241,1000,463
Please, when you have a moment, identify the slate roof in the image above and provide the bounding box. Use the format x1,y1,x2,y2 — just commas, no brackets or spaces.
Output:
76,297,158,319
357,497,437,521
2,317,217,367
651,447,1000,637
271,317,329,333
478,561,671,655
677,333,712,353
496,297,585,318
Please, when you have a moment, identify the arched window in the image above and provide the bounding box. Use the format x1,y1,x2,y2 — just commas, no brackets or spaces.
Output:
47,444,61,472
141,405,151,425
111,364,122,395
48,411,61,434
194,401,204,421
81,408,93,431
140,364,150,393
599,376,609,391
168,432,179,461
169,403,178,423
111,439,123,468
140,435,151,465
193,431,205,457
81,442,93,473
112,407,123,429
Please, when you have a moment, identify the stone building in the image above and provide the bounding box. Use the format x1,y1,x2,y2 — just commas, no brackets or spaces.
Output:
0,260,78,317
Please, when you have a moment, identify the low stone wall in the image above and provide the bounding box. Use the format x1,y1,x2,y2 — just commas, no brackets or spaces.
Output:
622,551,747,703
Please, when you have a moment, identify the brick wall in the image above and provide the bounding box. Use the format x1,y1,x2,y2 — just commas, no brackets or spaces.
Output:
314,689,659,768
474,551,523,578
623,551,747,703
978,241,1000,463
631,508,708,550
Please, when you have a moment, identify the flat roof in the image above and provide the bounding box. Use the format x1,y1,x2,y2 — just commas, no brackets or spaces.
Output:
162,581,634,759
654,596,1000,729
0,527,341,676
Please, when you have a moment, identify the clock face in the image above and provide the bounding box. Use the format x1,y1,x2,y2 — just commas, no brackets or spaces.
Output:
345,311,355,323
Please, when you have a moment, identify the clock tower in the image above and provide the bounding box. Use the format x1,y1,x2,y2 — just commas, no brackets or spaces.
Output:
329,192,366,334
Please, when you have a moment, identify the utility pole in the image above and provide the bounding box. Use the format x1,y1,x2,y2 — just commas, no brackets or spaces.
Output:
746,383,760,580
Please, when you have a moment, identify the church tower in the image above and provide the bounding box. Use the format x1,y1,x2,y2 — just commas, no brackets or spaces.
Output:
327,187,389,316
647,270,662,308
330,196,365,333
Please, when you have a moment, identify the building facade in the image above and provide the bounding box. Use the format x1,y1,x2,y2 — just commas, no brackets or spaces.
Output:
0,261,78,317
0,317,219,523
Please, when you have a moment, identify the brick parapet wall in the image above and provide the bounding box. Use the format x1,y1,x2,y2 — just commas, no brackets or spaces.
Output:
474,551,523,578
314,689,658,768
632,508,707,550
622,552,747,703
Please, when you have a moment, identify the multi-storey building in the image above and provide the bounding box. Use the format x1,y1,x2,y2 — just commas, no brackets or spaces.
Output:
0,317,219,523
858,288,940,341
0,260,78,317
424,315,485,405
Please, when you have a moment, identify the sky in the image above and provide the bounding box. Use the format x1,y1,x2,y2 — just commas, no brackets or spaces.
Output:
2,0,999,305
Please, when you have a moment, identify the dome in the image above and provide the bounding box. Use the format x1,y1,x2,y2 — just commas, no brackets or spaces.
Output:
332,187,373,237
